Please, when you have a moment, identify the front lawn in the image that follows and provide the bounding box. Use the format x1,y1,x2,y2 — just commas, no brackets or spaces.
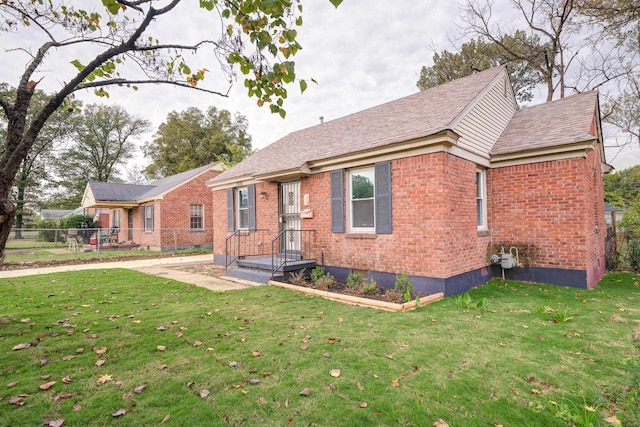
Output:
0,271,638,426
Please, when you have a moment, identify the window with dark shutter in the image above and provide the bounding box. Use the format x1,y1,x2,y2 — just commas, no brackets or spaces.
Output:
375,161,392,234
227,188,234,232
330,169,344,233
247,184,256,231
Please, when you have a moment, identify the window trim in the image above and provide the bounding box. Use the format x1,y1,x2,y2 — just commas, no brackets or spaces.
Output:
112,209,120,228
143,204,154,232
189,204,204,230
237,187,249,230
348,167,376,233
476,169,487,230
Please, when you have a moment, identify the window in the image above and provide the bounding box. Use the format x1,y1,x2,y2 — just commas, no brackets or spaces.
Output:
190,204,204,230
112,209,120,228
349,168,375,231
237,187,249,229
331,162,392,234
476,169,487,229
227,185,255,232
143,204,154,231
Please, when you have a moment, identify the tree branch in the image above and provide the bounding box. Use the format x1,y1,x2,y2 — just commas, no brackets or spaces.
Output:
75,78,231,97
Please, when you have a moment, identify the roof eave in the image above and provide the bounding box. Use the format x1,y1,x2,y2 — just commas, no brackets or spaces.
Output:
490,139,597,168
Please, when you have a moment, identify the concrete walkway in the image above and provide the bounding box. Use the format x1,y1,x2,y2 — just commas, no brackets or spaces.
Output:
0,254,261,292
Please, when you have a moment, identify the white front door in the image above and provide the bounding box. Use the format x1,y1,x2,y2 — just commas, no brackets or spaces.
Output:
280,181,301,253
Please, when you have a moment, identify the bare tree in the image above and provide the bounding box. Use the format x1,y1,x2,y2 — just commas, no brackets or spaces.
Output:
460,0,581,101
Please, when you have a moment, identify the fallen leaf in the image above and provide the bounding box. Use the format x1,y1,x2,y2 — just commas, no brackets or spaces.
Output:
156,326,167,331
530,388,541,395
603,415,621,425
358,401,368,408
157,345,166,352
133,385,145,394
9,396,24,405
12,343,32,351
206,347,214,352
62,376,72,384
328,338,337,344
40,358,50,367
44,418,65,427
193,341,203,347
433,420,449,427
95,360,105,367
249,379,261,385
88,334,99,339
300,345,309,350
199,389,210,399
338,318,343,323
62,355,74,361
96,374,112,385
329,369,341,378
322,352,331,358
40,381,56,391
252,351,261,357
111,409,126,417
95,347,107,355
75,348,84,354
7,381,18,388
160,414,171,424
41,375,51,380
157,364,167,370
299,387,310,396
391,378,400,387
73,405,81,411
385,354,394,359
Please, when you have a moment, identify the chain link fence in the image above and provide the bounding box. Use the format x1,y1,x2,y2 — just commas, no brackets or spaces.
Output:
6,227,214,256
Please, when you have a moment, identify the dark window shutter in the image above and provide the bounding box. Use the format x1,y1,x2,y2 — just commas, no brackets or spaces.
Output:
375,161,392,234
150,205,154,230
330,169,344,233
226,188,234,232
247,184,256,231
141,206,145,230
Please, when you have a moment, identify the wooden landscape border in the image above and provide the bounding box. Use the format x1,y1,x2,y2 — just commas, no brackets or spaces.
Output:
268,281,444,312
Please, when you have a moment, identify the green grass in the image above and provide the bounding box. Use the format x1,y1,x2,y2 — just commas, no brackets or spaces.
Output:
0,271,638,426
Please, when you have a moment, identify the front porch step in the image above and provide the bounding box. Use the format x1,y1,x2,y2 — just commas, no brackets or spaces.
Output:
236,257,316,272
225,268,283,284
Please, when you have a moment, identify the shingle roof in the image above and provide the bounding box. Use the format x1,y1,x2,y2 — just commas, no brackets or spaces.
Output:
604,202,623,213
40,209,73,219
491,91,598,156
213,67,506,181
88,163,219,203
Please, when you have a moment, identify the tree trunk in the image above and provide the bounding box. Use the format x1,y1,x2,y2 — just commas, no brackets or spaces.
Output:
14,185,25,239
0,199,17,265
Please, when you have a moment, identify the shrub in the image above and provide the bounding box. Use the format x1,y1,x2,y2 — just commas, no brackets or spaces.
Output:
310,266,326,283
314,274,334,291
346,271,364,289
36,219,59,242
360,282,379,295
395,272,414,302
289,269,307,286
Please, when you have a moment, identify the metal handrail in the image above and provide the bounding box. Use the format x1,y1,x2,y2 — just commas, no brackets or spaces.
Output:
224,229,270,268
271,229,315,275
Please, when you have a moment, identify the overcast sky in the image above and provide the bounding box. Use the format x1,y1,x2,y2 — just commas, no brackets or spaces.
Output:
1,0,637,171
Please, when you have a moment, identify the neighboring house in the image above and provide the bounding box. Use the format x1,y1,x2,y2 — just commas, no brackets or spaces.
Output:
82,163,223,251
40,209,74,221
604,203,624,227
207,67,608,295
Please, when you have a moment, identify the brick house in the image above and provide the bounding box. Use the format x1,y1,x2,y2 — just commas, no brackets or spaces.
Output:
207,67,608,295
82,163,223,251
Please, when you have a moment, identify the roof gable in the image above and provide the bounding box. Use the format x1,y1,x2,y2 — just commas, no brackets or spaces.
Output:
212,67,508,183
491,91,600,156
83,162,222,205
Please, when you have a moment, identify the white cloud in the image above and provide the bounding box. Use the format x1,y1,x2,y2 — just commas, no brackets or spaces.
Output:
1,0,634,172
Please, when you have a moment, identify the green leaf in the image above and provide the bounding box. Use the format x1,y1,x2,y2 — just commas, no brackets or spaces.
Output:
71,60,85,72
132,86,139,91
102,0,121,15
329,0,343,8
299,79,307,94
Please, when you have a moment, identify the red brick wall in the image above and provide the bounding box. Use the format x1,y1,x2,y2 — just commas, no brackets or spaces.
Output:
212,181,280,256
491,149,605,284
299,152,490,279
122,170,220,250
